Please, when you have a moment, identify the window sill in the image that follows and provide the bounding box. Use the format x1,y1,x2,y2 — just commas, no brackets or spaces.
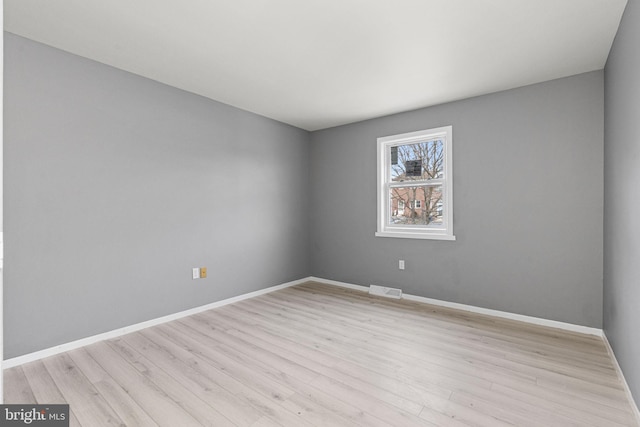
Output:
375,231,456,241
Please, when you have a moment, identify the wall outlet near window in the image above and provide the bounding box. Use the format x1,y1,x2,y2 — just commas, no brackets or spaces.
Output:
399,260,405,270
200,267,207,278
192,268,200,279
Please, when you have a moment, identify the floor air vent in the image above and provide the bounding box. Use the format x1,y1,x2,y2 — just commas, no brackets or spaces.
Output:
369,285,403,299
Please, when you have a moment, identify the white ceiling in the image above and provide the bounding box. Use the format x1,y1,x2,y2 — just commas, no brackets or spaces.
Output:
4,0,627,131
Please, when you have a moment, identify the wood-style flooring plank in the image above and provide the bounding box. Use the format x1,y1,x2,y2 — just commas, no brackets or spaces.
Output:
123,329,271,426
4,366,37,404
68,347,159,427
168,318,398,427
85,340,209,427
21,361,82,427
42,353,126,426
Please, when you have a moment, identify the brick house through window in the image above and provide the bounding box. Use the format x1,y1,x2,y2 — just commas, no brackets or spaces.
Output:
391,186,443,225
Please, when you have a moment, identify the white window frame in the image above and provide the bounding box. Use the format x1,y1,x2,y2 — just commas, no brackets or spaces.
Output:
376,125,455,241
410,200,422,209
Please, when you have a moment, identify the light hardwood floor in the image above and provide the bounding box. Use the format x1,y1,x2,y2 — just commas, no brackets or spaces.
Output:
4,282,639,426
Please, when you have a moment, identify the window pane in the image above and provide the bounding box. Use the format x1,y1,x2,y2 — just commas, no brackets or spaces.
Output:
389,186,443,226
390,139,444,182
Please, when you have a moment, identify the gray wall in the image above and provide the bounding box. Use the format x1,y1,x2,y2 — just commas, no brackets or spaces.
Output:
4,33,310,358
310,71,605,328
604,0,640,408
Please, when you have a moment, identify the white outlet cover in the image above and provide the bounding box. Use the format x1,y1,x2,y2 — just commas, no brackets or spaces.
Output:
192,268,200,279
399,260,405,270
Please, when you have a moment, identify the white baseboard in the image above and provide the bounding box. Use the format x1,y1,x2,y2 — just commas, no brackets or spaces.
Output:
3,277,310,369
308,276,603,337
307,276,370,292
401,294,603,336
602,334,640,425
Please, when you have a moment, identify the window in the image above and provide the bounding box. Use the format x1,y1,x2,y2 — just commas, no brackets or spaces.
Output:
395,199,405,215
376,126,455,240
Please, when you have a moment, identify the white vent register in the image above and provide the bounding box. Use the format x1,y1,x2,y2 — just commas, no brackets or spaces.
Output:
369,285,403,299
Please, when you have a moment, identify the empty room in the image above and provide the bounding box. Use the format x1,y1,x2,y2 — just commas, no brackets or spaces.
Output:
2,0,640,426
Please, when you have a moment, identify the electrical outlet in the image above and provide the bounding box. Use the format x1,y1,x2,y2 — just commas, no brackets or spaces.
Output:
200,267,207,278
399,260,405,270
192,268,200,279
